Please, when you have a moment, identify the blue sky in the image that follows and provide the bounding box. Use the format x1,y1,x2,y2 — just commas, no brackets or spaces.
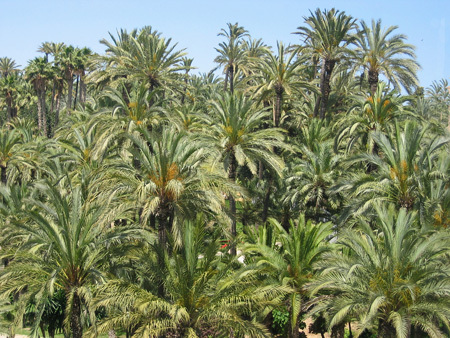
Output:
1,0,448,88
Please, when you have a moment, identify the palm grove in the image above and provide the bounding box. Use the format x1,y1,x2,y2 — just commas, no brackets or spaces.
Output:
0,8,449,338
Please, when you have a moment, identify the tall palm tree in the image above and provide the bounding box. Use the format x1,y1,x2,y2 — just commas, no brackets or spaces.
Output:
107,126,227,250
0,57,20,78
214,22,249,93
25,57,53,136
354,19,420,95
204,92,286,254
246,215,333,338
249,41,315,127
296,8,357,118
96,26,186,95
311,205,450,337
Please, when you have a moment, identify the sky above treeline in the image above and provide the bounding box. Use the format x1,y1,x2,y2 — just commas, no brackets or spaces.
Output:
1,0,448,88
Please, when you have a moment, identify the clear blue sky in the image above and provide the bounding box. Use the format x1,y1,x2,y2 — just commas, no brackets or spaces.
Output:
1,0,448,88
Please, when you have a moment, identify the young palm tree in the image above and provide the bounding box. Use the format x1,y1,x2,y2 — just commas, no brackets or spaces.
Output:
284,141,342,222
0,182,123,338
0,128,22,185
296,8,357,118
311,205,450,337
334,83,408,155
246,215,333,338
336,121,449,224
92,215,289,337
354,19,420,95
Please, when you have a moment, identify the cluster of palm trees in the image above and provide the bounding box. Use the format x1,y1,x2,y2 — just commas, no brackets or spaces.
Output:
0,7,449,338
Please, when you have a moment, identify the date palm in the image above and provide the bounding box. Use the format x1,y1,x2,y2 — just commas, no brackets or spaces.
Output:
334,83,408,155
354,19,420,95
203,92,286,253
311,205,450,337
337,122,449,224
0,128,21,185
246,215,333,338
0,57,20,77
107,126,227,250
98,26,187,94
214,22,249,93
0,182,123,338
296,8,357,118
249,41,315,127
92,216,289,337
25,57,53,136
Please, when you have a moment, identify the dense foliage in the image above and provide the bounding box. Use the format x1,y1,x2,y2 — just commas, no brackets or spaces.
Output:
0,7,449,338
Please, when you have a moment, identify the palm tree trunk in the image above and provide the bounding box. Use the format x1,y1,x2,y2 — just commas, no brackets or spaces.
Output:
369,70,379,96
66,71,73,112
70,291,83,338
261,177,272,224
228,152,237,256
1,164,7,185
80,72,87,107
224,69,229,92
73,75,79,109
229,65,234,94
274,89,283,127
319,59,336,119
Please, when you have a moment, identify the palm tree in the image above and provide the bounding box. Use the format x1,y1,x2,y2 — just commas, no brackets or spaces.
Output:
337,121,449,223
55,45,78,112
96,26,187,95
311,205,450,337
354,19,420,95
246,215,333,338
334,83,408,155
0,73,20,122
0,57,20,78
107,126,227,251
296,8,357,118
214,22,249,93
0,182,124,338
284,140,342,222
92,215,289,337
249,41,315,127
25,57,53,136
204,92,286,254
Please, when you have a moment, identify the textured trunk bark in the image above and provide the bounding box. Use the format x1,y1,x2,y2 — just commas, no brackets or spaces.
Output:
40,90,48,137
229,65,234,94
1,165,7,185
368,70,379,96
70,292,83,338
319,59,336,119
73,75,79,109
228,152,237,256
66,70,73,112
80,71,86,107
274,88,283,127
